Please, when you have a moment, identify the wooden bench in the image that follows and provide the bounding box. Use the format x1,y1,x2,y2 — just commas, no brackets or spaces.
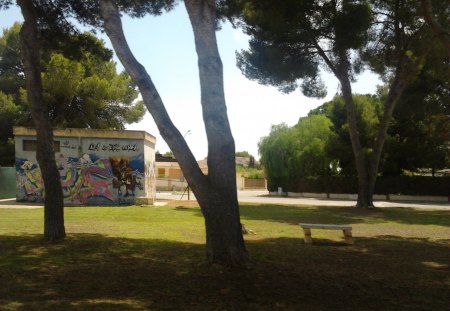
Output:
299,223,354,244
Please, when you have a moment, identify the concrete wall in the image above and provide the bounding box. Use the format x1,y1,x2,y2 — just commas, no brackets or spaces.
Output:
0,167,16,199
156,178,188,192
270,191,449,202
144,139,156,203
14,127,156,205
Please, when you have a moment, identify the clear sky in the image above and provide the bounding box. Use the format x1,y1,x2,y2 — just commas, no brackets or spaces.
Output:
1,2,379,160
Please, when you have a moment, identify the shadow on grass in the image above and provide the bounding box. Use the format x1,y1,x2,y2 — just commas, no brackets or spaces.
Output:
0,234,449,310
171,203,450,227
235,204,450,227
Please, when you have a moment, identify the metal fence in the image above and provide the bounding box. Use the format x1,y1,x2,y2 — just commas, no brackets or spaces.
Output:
0,167,16,199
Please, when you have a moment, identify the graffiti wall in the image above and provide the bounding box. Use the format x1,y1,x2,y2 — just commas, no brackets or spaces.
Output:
15,130,155,205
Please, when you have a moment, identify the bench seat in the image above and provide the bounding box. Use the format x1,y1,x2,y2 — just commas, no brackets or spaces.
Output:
299,223,353,244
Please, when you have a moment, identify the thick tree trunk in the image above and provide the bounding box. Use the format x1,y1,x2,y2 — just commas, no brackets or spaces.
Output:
18,0,65,240
340,80,373,208
184,0,247,264
100,0,248,265
336,52,373,208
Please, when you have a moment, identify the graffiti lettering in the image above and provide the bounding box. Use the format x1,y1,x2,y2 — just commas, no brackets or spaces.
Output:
122,144,137,152
102,144,121,152
88,142,139,152
60,140,77,150
88,143,100,151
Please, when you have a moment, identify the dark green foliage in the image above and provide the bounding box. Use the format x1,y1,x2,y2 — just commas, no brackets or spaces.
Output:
334,1,373,50
309,94,383,175
0,92,19,165
0,23,24,99
232,0,329,97
0,0,13,10
382,46,450,175
236,39,321,95
230,0,374,97
54,0,177,28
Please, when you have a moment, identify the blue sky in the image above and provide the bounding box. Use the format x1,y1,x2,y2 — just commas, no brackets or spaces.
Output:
1,2,379,160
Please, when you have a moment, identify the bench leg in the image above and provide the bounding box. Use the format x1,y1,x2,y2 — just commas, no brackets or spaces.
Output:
343,229,353,244
303,228,312,244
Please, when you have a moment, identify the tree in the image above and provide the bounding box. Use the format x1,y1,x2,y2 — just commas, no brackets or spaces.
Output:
97,0,248,265
229,0,445,207
360,0,447,197
0,23,25,100
42,51,145,129
4,0,248,264
259,115,334,190
258,124,294,190
0,92,19,164
16,0,65,241
0,23,146,165
381,50,450,176
294,115,335,178
230,0,375,207
310,94,383,176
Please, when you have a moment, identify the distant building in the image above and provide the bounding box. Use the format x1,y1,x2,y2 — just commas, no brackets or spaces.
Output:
155,153,207,191
14,127,156,205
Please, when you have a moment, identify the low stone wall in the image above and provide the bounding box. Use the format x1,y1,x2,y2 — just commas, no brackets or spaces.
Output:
270,191,449,202
156,178,187,192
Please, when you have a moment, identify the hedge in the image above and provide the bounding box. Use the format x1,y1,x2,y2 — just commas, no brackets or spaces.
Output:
267,175,450,196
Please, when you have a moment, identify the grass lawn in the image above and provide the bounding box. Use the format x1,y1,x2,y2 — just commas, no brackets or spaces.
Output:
0,202,449,310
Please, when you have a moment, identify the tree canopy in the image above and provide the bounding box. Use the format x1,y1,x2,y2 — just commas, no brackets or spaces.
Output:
309,94,383,175
258,114,334,188
0,23,146,165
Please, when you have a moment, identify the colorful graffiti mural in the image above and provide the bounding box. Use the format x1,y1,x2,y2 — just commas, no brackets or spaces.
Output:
16,159,45,202
16,153,146,205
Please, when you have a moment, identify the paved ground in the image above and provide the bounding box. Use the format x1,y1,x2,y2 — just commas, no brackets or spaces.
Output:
157,190,450,210
1,190,449,210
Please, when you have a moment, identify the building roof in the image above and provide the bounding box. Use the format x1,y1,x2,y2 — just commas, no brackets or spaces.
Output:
13,127,156,144
155,153,178,162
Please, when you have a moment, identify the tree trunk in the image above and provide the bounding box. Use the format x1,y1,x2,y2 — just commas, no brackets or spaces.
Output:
100,0,248,265
18,0,65,240
336,51,373,208
367,63,409,204
185,0,247,264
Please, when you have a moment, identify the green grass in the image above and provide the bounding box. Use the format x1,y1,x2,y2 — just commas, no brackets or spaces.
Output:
0,203,449,310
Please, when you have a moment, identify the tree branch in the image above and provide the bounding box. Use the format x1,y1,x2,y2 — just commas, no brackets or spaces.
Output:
99,0,207,191
421,0,450,54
